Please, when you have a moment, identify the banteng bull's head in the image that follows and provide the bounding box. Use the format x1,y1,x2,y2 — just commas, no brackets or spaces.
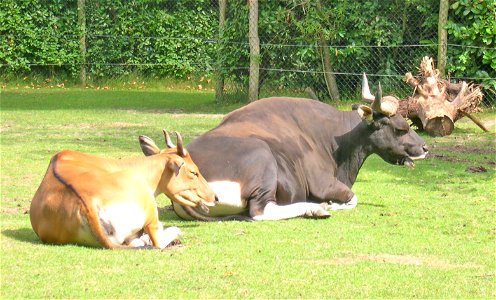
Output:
139,130,216,211
358,74,428,168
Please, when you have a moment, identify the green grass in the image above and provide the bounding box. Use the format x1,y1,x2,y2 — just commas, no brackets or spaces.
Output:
1,88,495,298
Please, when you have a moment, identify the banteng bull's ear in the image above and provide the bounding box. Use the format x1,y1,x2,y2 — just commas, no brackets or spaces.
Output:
167,157,185,176
357,105,373,122
139,135,161,156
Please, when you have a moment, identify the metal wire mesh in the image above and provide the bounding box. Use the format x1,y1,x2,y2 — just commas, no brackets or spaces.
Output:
1,0,494,104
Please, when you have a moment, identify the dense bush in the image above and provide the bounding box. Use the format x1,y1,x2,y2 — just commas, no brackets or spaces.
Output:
0,0,217,80
0,0,79,76
220,0,440,98
0,0,494,102
446,0,496,91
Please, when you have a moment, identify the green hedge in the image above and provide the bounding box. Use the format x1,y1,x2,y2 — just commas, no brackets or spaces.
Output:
0,0,217,80
0,0,494,98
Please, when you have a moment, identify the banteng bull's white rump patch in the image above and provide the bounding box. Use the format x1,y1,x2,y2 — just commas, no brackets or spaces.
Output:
207,181,247,216
171,181,247,219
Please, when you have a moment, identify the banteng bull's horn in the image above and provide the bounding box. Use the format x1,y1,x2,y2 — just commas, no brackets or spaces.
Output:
362,73,375,103
362,73,399,117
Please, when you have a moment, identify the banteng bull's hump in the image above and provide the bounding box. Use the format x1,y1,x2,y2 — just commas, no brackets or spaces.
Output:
145,90,427,221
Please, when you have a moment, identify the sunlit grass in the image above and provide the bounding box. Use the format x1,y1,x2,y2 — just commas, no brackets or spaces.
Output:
1,89,495,298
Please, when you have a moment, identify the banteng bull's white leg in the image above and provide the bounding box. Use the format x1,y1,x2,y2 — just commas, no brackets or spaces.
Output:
252,202,330,221
329,195,358,210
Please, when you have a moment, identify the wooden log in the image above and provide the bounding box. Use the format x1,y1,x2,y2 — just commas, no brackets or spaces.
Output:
401,56,484,136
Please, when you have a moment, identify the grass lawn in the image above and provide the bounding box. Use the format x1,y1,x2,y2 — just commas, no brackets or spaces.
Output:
1,88,495,298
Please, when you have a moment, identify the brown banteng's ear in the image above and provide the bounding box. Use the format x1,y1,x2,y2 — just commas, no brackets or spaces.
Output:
167,156,185,176
357,105,373,122
139,135,161,156
175,131,188,157
163,129,175,148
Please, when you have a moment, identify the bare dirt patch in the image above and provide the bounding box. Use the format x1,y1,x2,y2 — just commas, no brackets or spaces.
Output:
61,122,146,129
122,108,184,114
1,206,28,215
170,113,224,119
313,253,480,269
121,109,224,119
429,136,496,165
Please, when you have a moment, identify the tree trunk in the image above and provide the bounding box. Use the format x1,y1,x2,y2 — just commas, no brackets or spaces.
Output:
215,0,227,103
77,0,86,87
248,0,260,102
317,34,340,101
315,0,340,101
437,0,449,78
401,57,484,137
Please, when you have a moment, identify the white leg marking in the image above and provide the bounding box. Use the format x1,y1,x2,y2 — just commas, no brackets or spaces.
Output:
329,195,358,210
128,237,147,247
253,202,330,221
128,226,181,249
157,226,182,249
99,203,146,245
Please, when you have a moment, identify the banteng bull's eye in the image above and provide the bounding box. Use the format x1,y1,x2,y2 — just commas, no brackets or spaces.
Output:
395,127,408,135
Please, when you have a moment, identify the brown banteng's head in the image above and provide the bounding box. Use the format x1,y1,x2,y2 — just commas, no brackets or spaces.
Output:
357,74,428,168
139,130,216,211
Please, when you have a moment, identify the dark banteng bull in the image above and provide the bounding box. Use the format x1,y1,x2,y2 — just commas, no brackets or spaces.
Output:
143,76,428,221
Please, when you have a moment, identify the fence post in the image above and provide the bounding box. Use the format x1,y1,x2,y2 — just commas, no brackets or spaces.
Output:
77,0,86,87
316,0,340,101
215,0,227,103
437,0,449,78
248,0,260,102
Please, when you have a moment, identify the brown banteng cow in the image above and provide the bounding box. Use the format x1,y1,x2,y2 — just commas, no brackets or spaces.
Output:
30,131,216,249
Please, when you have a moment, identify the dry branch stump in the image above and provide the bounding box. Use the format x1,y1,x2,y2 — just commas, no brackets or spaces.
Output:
399,56,485,137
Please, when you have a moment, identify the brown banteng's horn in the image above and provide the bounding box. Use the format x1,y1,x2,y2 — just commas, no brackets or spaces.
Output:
175,132,188,157
163,129,175,148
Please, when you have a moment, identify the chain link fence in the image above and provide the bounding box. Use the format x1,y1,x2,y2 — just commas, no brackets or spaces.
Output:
1,0,494,105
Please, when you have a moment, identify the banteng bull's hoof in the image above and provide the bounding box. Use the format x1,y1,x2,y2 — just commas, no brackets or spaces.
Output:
329,195,358,210
305,203,331,218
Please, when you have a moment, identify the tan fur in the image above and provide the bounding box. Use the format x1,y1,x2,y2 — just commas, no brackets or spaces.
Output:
30,135,215,249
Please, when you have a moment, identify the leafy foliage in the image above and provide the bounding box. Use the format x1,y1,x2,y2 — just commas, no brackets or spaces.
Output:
446,0,496,91
0,0,494,101
0,0,217,80
0,0,79,76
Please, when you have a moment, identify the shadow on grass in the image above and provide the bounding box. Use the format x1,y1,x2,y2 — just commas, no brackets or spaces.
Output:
1,90,239,114
2,228,40,245
359,202,386,208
